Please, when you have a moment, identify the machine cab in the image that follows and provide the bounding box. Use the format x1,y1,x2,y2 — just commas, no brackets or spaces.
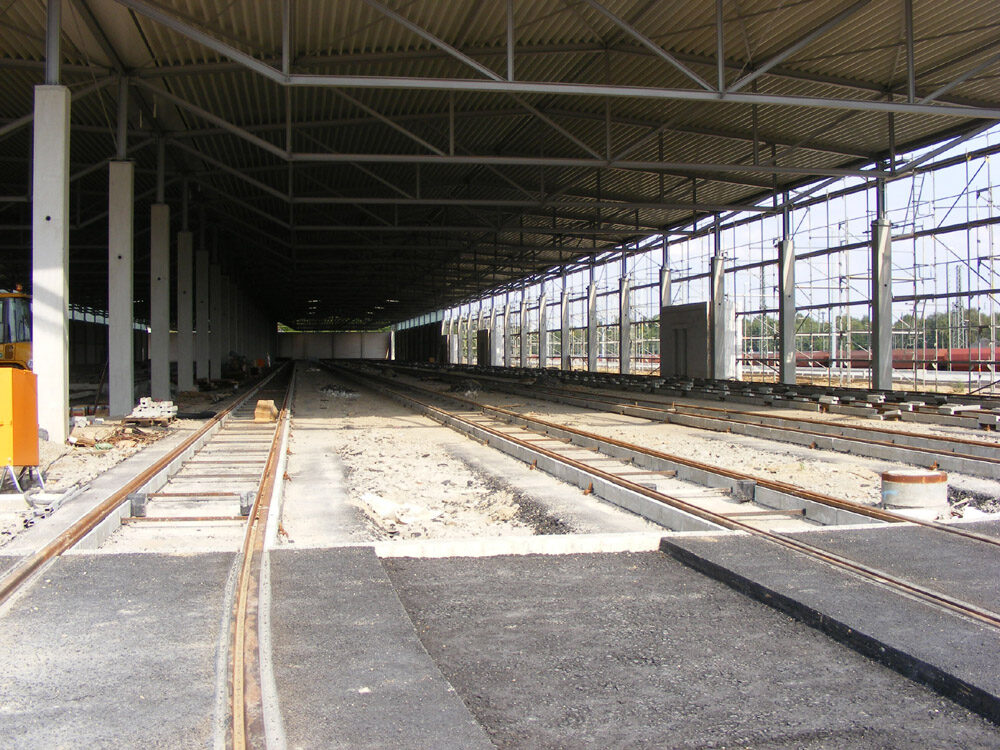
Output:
0,290,31,369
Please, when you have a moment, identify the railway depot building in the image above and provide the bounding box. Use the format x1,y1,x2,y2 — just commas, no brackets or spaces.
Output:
1,2,1000,748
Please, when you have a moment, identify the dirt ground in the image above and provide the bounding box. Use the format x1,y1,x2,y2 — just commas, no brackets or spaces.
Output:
404,373,1000,517
292,366,579,541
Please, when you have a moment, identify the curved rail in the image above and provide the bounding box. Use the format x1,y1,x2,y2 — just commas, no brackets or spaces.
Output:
231,367,294,750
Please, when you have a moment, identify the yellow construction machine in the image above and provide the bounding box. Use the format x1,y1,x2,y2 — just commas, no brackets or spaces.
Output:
0,286,31,370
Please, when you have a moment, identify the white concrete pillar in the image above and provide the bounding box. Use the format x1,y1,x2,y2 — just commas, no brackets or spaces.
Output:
219,275,231,372
195,248,210,380
519,299,528,368
659,267,671,309
149,203,170,399
176,230,194,391
587,282,598,372
227,279,238,364
778,237,796,386
31,85,71,443
619,276,631,375
466,314,475,365
537,292,548,369
711,254,726,380
503,303,512,367
560,290,570,371
209,265,223,379
108,160,134,417
872,217,893,390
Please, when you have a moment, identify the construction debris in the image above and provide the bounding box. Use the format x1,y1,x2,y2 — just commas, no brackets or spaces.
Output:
319,385,358,399
254,400,279,422
124,398,178,426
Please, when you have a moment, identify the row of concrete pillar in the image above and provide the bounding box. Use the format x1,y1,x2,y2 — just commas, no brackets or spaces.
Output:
31,84,277,443
443,203,894,388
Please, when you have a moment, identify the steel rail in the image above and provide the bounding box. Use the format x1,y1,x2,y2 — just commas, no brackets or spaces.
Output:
230,371,293,750
332,364,1000,631
364,362,1000,549
408,364,1000,455
666,401,1000,456
0,366,288,609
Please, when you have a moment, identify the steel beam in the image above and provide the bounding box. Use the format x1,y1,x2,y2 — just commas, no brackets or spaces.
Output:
727,0,873,93
580,0,713,91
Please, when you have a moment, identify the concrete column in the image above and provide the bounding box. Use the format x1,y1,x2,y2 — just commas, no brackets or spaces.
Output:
872,217,893,391
234,292,244,357
176,231,194,391
519,299,528,368
31,85,71,443
619,276,631,375
587,282,598,372
503,304,512,367
108,161,134,417
195,248,210,380
778,237,796,385
228,279,238,364
560,290,570,371
220,276,231,371
659,267,672,309
459,312,474,365
149,203,170,399
537,292,547,369
209,265,223,379
711,254,726,381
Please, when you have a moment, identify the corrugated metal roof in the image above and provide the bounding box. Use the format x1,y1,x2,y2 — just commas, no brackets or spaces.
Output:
0,0,998,327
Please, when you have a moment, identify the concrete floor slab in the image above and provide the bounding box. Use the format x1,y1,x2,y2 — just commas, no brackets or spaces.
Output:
269,547,492,749
386,551,1000,749
660,530,1000,724
0,552,233,749
784,521,1000,611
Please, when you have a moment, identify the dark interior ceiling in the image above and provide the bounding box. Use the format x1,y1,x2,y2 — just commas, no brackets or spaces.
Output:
1,0,999,329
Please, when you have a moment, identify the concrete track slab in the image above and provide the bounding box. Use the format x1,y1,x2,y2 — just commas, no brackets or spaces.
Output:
386,551,1000,749
660,531,1000,724
0,552,233,749
1,422,202,559
269,547,492,749
781,521,1000,611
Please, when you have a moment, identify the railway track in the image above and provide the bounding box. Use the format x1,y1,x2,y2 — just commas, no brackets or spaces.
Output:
330,361,1000,633
0,363,295,750
381,362,1000,480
